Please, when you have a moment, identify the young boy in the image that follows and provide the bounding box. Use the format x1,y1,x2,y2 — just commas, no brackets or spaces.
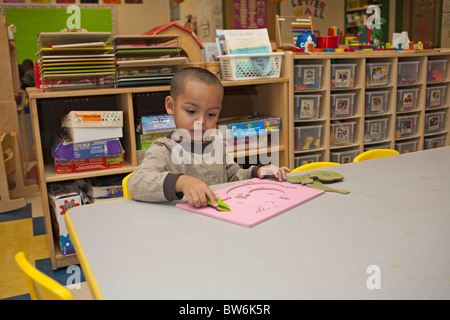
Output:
128,67,290,208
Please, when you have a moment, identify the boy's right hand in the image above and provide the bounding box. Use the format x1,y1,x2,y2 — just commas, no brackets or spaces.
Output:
175,175,217,208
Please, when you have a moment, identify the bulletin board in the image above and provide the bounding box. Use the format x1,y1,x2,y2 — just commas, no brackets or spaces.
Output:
0,4,116,63
223,0,279,41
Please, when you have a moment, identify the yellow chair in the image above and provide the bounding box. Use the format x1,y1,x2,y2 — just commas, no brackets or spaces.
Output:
122,172,133,199
353,149,400,162
291,161,340,173
14,251,74,300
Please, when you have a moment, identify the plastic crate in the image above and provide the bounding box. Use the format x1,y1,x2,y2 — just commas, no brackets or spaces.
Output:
395,140,418,154
364,118,388,143
294,125,322,151
294,94,321,120
424,111,445,134
365,90,389,115
397,88,419,112
366,62,391,87
398,61,420,85
424,136,446,149
330,121,356,146
426,86,447,108
294,154,321,168
218,52,283,80
330,63,357,88
395,115,418,138
330,93,356,118
427,59,447,82
294,64,323,90
364,143,391,151
330,149,358,164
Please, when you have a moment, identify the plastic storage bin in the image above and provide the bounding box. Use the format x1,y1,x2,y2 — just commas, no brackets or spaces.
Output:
395,115,418,138
424,136,446,149
330,93,356,118
426,86,447,108
218,52,283,80
294,125,323,151
294,154,321,168
424,111,445,134
395,140,418,154
330,63,357,88
365,90,389,115
294,94,321,120
330,149,358,164
397,61,420,85
364,143,391,151
397,88,419,112
364,118,388,142
366,62,391,86
427,59,447,82
294,64,323,90
330,121,356,146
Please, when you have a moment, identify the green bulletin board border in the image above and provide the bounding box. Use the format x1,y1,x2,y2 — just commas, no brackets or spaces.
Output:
0,4,117,64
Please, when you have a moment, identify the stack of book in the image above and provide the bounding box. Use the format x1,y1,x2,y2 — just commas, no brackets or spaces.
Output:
37,31,115,90
135,114,176,164
52,111,125,174
114,35,187,87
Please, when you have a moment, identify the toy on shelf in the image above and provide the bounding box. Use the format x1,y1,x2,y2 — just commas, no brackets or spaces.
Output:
295,125,322,151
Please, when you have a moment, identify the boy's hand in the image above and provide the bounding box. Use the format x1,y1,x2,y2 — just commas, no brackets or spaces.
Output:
257,165,291,182
175,175,217,208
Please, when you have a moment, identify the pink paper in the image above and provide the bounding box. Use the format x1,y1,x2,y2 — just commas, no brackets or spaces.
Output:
176,179,324,228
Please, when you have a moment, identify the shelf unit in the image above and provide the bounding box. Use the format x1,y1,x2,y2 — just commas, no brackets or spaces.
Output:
27,76,289,269
285,50,450,168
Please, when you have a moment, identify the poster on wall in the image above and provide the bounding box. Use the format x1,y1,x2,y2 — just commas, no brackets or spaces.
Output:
103,0,121,4
234,0,267,29
56,0,76,3
30,0,51,3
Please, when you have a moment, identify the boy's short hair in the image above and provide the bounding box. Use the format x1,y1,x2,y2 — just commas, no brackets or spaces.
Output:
170,67,223,100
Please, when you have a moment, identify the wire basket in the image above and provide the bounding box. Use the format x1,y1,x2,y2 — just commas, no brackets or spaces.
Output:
218,52,283,80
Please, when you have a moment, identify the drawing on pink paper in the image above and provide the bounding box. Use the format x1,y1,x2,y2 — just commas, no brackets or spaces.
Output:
176,178,324,228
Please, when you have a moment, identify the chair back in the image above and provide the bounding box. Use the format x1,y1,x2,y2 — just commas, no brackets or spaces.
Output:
353,149,400,162
14,251,73,300
291,161,340,173
122,172,133,199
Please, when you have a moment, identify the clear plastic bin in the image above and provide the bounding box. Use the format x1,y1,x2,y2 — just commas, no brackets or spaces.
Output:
395,115,418,138
294,94,321,120
365,90,389,115
366,62,391,87
424,136,446,149
424,111,445,134
364,118,388,142
330,63,357,88
294,154,321,168
330,149,358,164
398,61,420,85
330,93,356,118
395,140,418,154
427,59,447,82
426,86,447,108
294,64,323,90
397,88,419,112
294,125,323,151
330,121,356,146
364,143,391,151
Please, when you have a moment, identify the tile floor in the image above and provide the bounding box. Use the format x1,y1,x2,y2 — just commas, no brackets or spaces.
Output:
1,190,94,300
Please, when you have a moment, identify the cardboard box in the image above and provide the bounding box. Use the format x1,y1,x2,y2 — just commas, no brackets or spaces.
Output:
82,175,124,198
136,132,169,150
218,116,280,138
141,115,175,134
52,131,123,160
54,153,125,174
64,127,123,143
62,110,123,128
48,182,83,256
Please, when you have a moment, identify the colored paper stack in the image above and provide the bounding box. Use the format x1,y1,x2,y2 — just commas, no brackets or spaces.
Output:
114,35,186,87
37,31,115,90
52,111,125,174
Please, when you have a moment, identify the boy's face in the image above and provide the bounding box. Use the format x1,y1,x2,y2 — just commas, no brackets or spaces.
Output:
165,80,223,141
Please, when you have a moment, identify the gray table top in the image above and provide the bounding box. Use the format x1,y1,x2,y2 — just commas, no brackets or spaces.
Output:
67,147,450,300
